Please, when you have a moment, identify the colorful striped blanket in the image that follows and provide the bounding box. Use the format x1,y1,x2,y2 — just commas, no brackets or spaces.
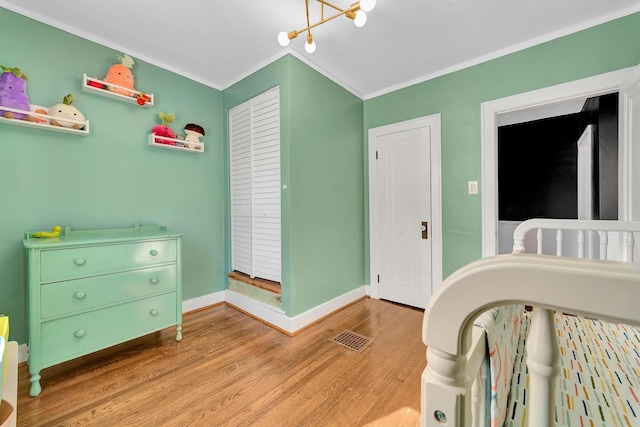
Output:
476,308,640,427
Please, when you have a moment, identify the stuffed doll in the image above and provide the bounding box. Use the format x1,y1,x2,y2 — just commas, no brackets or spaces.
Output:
152,112,176,145
103,54,135,96
0,66,31,119
49,94,86,129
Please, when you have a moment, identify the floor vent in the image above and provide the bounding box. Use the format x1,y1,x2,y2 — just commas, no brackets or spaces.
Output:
331,330,372,352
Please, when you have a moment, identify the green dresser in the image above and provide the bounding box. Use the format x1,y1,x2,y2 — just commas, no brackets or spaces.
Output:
23,224,183,397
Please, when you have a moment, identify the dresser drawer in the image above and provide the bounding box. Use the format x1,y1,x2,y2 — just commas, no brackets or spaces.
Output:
41,293,177,366
40,239,177,282
40,265,177,319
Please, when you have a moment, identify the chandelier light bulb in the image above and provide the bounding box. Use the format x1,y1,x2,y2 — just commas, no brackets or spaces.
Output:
305,40,317,53
278,31,290,47
354,10,367,27
359,0,376,12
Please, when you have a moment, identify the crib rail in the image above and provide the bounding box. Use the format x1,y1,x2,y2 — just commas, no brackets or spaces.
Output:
421,254,640,427
512,219,640,262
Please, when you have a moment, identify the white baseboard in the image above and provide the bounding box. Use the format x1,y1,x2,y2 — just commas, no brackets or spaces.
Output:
289,286,367,332
182,291,225,313
365,284,376,298
18,343,28,363
226,286,367,334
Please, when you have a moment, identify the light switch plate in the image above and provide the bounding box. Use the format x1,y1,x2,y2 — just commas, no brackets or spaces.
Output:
468,181,478,195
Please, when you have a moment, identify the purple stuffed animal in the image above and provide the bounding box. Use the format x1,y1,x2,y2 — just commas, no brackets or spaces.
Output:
0,66,31,119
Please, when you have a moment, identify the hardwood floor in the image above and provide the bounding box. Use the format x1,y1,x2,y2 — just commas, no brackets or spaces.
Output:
16,298,426,426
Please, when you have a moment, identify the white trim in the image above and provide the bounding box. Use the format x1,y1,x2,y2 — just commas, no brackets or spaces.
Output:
182,291,225,314
619,64,640,221
225,286,366,334
481,67,635,257
364,5,640,100
289,286,367,332
18,343,28,364
368,114,443,300
365,284,374,298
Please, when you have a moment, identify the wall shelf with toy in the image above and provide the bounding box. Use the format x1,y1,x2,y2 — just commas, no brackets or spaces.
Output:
81,54,154,107
0,103,89,136
148,113,205,153
1,66,89,135
82,74,154,107
148,134,204,153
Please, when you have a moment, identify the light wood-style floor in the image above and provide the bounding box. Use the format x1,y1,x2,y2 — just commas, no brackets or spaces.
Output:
16,298,426,426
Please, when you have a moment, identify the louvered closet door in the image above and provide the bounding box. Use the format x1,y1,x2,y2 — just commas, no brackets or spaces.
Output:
229,87,281,283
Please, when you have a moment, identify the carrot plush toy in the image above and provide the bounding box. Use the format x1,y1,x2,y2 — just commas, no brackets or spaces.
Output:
103,54,135,96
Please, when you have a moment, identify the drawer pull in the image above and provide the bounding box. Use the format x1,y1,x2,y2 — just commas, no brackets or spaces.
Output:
149,277,159,285
149,309,159,316
75,257,86,266
149,249,158,256
74,291,86,299
74,330,86,338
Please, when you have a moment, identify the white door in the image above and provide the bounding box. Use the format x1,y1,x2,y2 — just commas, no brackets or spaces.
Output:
369,115,442,309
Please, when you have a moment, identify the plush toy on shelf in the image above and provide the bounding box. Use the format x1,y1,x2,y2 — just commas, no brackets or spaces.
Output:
183,123,205,150
103,54,135,97
49,94,86,129
152,112,176,145
0,65,31,120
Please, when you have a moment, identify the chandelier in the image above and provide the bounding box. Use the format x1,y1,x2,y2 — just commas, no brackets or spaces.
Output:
277,0,376,54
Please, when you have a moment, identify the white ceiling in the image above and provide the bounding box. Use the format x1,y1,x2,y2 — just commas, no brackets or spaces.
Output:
2,0,640,99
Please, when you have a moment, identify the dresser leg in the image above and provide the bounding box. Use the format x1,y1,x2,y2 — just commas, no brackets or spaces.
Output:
29,372,42,397
176,325,182,341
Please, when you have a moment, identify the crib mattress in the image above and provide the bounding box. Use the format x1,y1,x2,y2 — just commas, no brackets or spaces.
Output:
505,314,640,427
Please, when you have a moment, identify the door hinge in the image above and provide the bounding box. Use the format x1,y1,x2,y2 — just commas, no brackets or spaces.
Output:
376,151,378,160
377,274,380,283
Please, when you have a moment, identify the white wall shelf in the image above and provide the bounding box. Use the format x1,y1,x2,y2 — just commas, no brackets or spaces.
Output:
148,133,204,153
0,105,89,135
82,74,154,107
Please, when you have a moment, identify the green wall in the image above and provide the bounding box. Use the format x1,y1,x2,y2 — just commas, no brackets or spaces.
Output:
364,12,640,280
0,9,225,344
288,58,364,316
223,56,365,317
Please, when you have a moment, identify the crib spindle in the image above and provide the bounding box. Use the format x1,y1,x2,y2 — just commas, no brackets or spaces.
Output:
536,229,543,254
526,307,560,427
577,230,585,258
625,232,635,263
555,229,563,256
599,230,609,260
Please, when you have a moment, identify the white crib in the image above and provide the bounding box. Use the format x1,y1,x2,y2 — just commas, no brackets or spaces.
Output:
421,219,640,427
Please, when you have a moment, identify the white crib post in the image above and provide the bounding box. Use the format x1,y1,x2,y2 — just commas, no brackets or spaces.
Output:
526,307,560,427
555,230,563,256
423,348,471,426
624,232,634,263
471,366,486,427
536,229,543,254
599,231,609,260
577,230,585,258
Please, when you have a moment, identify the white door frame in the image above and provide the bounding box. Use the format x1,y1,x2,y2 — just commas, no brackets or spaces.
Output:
481,67,636,257
368,114,443,299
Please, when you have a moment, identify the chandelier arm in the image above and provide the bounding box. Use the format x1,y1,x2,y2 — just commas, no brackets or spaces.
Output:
317,0,356,13
293,8,354,36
